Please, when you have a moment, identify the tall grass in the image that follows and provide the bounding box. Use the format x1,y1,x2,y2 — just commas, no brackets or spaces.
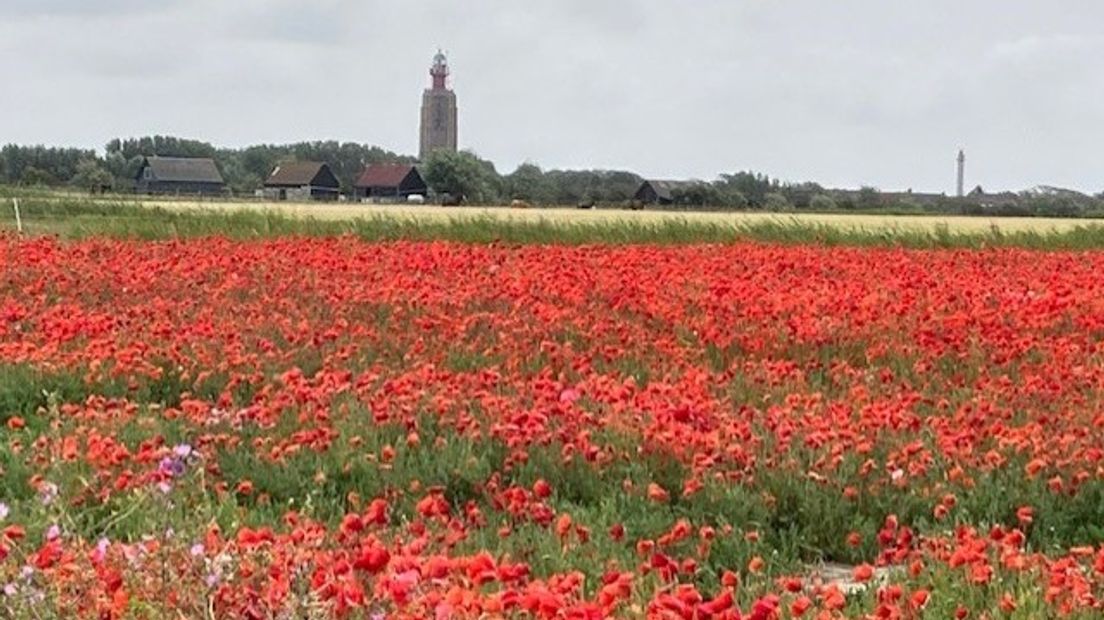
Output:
7,195,1104,249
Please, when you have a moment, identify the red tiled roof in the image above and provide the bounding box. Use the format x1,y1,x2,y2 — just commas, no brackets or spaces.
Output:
356,164,416,188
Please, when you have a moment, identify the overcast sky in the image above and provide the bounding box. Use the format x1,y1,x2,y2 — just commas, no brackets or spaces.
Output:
2,1,1102,193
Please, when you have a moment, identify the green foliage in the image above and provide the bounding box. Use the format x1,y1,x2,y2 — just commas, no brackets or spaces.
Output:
540,169,642,205
717,187,749,209
106,136,415,194
857,186,882,209
715,171,779,207
221,140,416,194
1,144,95,186
0,365,90,427
102,151,144,188
505,162,554,202
671,182,723,208
498,165,646,206
809,193,837,211
763,192,793,211
779,182,825,208
106,135,217,160
70,159,113,192
3,138,416,195
423,150,503,203
19,166,56,187
215,411,508,524
6,136,1104,215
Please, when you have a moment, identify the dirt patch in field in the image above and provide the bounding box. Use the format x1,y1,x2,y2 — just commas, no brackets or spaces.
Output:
804,562,895,596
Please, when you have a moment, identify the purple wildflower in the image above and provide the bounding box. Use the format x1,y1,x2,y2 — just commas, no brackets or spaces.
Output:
39,482,58,506
158,456,185,477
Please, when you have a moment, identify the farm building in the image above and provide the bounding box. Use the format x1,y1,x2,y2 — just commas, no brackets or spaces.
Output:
880,190,947,206
263,162,340,201
354,164,428,202
634,180,698,205
135,156,225,195
966,186,1022,208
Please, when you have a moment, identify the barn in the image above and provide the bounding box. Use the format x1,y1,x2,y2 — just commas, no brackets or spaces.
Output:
264,162,341,201
634,180,696,205
135,156,225,195
354,164,428,202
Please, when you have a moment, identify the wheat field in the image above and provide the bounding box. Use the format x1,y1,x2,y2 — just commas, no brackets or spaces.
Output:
139,198,1104,234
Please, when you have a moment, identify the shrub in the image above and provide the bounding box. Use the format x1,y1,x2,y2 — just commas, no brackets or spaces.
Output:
763,192,793,211
809,194,837,211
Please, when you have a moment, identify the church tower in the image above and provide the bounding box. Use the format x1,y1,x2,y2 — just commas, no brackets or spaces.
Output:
419,50,458,161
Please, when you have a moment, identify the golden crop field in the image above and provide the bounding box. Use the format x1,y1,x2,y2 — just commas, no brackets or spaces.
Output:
141,197,1104,234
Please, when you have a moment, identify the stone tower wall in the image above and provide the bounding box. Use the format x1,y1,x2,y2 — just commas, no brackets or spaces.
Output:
420,90,458,161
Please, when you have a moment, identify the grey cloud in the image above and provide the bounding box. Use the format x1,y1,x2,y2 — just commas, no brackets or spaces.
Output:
0,0,182,18
227,0,356,45
2,1,1103,193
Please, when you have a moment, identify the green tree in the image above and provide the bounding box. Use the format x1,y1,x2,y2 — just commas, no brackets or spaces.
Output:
506,163,554,203
20,166,56,186
103,152,143,188
671,183,723,208
2,144,94,185
763,192,793,211
716,171,778,207
580,170,641,203
857,186,882,209
423,150,503,204
713,184,749,209
106,136,217,160
106,136,416,194
537,169,642,205
70,159,114,192
809,194,837,211
781,182,824,209
543,170,594,204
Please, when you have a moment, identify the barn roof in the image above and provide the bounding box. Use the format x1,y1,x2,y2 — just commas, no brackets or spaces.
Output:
265,161,331,186
641,180,700,202
880,190,946,204
142,157,224,184
356,163,420,188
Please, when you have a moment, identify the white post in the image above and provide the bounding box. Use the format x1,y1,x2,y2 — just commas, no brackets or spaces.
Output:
12,198,22,234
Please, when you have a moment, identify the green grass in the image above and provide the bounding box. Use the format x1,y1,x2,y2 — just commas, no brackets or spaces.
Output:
7,195,1104,248
6,363,1103,554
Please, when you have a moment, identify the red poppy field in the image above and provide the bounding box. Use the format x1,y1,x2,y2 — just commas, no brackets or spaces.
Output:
3,234,1104,619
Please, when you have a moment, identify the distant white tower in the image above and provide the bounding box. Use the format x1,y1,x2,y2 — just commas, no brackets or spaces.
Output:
956,149,966,198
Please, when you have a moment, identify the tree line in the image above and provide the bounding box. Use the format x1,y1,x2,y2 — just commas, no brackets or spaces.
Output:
3,137,1103,216
0,137,653,206
417,153,827,209
0,137,416,196
0,139,773,207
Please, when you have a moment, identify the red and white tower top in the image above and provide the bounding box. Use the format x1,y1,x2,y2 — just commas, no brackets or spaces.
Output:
430,50,450,90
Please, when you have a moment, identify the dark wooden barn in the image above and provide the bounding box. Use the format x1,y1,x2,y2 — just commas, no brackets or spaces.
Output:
263,162,340,201
633,180,696,205
135,156,226,195
354,164,428,202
